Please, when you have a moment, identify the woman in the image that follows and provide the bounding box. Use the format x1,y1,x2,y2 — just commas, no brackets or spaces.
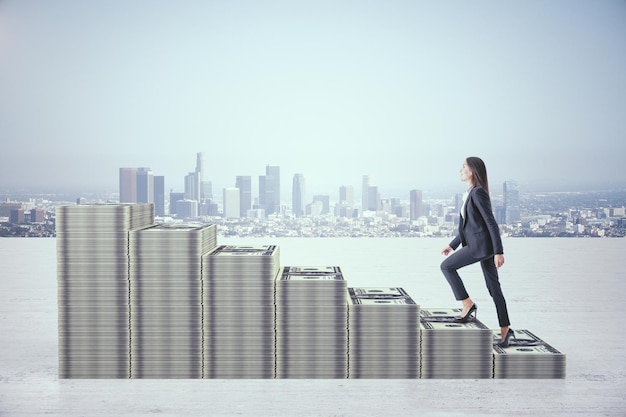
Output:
440,156,514,347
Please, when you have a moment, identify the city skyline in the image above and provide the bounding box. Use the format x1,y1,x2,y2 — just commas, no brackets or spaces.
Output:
116,158,534,229
1,2,625,194
120,151,619,207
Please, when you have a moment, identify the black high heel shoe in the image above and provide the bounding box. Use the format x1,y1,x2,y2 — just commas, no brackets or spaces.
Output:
454,303,477,323
497,328,515,347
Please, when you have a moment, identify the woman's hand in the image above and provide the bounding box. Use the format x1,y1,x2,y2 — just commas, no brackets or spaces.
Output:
441,246,453,256
494,254,505,269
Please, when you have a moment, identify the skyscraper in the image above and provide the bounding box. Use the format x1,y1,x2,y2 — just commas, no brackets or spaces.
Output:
176,199,198,219
410,189,423,220
180,152,205,204
136,167,154,204
9,209,24,224
169,192,185,216
196,152,205,200
196,152,204,182
503,180,521,224
361,175,371,213
306,200,324,217
223,187,241,218
120,167,158,204
292,174,305,217
367,186,380,211
261,165,280,215
258,175,266,209
119,168,138,203
337,185,355,218
185,172,199,202
154,176,165,217
340,185,354,205
236,176,252,218
313,195,330,215
201,181,213,200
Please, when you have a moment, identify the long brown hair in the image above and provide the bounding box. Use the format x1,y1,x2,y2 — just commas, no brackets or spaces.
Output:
466,156,489,194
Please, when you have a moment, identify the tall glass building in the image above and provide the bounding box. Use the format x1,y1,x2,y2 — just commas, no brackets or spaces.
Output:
261,165,280,215
503,180,521,224
236,176,252,217
119,167,138,203
361,175,371,214
223,187,241,218
340,185,354,205
410,189,423,220
292,174,305,217
154,175,165,217
136,167,154,204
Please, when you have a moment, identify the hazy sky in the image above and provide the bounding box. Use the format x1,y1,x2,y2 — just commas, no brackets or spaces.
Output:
1,1,625,199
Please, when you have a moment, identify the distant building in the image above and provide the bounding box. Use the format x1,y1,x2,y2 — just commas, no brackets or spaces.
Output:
336,203,358,218
184,172,199,202
120,167,161,206
223,188,240,218
0,202,22,217
259,165,280,215
410,189,423,220
169,192,185,216
312,195,330,215
292,174,305,217
495,206,506,225
176,200,198,219
136,167,154,204
236,176,252,218
182,152,204,203
361,176,371,213
367,186,380,211
201,181,213,200
196,152,205,197
10,209,25,224
154,176,165,217
201,200,219,216
337,185,355,218
247,208,265,219
30,208,45,223
394,204,408,218
503,180,521,224
340,185,354,205
119,168,138,203
389,198,407,218
610,207,626,217
306,200,324,217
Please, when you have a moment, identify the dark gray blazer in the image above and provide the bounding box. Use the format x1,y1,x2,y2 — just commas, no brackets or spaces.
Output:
449,186,504,259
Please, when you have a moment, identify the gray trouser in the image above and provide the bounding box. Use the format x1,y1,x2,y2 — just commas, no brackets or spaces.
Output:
440,246,510,327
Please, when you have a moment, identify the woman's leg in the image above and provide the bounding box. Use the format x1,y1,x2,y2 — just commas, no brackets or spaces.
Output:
480,258,511,327
440,246,479,301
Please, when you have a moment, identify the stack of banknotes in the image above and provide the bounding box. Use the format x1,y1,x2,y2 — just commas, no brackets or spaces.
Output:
202,245,280,378
492,329,566,378
57,203,154,378
275,266,348,378
347,287,420,378
129,223,217,378
420,308,493,379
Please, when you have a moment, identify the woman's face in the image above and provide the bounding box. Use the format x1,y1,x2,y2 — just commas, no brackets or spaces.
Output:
460,161,473,184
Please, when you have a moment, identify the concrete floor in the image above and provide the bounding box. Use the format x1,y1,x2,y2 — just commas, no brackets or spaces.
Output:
1,237,625,416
